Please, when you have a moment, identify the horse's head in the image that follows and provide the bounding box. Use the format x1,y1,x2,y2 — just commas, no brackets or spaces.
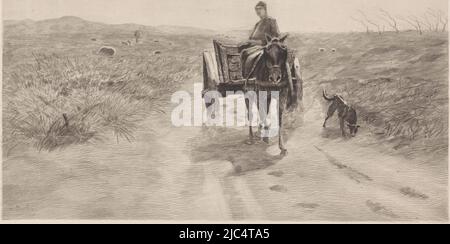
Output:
264,34,288,83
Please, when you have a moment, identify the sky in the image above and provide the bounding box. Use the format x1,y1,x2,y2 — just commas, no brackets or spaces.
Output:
2,0,449,32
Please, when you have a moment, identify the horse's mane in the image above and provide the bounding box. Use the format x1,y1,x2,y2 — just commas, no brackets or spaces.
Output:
254,40,288,81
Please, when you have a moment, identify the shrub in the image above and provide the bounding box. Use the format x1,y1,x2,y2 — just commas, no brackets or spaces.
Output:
3,54,153,151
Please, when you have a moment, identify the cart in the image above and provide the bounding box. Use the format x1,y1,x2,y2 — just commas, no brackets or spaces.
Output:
202,39,303,105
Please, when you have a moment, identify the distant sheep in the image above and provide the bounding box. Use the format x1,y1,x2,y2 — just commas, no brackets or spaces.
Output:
91,38,97,41
121,40,133,46
331,48,337,53
319,48,326,52
153,50,161,55
98,46,116,56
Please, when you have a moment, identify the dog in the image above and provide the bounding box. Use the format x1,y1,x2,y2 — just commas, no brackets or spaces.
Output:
322,89,360,137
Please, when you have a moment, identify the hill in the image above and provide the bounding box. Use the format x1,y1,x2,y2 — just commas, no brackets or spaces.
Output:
3,16,215,37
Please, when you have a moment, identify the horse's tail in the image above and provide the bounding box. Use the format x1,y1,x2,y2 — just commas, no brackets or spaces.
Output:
323,89,334,101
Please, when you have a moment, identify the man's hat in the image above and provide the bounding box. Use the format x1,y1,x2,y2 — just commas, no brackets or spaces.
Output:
255,1,267,10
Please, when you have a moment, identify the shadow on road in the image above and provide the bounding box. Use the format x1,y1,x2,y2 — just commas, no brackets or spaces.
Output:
189,127,284,174
320,127,349,140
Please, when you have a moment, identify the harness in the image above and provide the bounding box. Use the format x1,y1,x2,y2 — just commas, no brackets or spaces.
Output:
243,40,292,94
243,51,264,92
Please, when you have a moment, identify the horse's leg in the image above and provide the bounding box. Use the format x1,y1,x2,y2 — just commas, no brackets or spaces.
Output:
259,92,271,144
339,117,346,137
245,97,255,144
263,96,271,144
254,93,262,140
278,91,287,156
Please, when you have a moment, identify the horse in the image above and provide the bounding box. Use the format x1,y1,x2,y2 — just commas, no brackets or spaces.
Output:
243,34,294,156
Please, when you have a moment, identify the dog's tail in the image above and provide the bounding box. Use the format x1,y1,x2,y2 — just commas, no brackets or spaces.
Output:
322,89,334,101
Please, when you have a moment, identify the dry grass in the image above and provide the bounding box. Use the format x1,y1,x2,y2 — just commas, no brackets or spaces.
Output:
4,54,146,151
296,31,448,158
3,31,203,152
321,77,447,141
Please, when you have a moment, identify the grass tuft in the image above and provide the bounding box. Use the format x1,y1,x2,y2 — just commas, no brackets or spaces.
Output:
3,52,198,151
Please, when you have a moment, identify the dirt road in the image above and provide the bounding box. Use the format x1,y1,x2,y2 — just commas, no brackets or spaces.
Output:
3,76,447,221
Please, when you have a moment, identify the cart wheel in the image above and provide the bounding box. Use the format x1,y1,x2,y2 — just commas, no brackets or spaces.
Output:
287,57,305,126
204,92,220,120
293,57,303,103
202,51,220,120
287,57,303,112
202,51,219,98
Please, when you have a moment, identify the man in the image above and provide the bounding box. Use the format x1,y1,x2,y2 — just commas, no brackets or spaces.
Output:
240,1,281,78
248,1,281,46
239,2,284,142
